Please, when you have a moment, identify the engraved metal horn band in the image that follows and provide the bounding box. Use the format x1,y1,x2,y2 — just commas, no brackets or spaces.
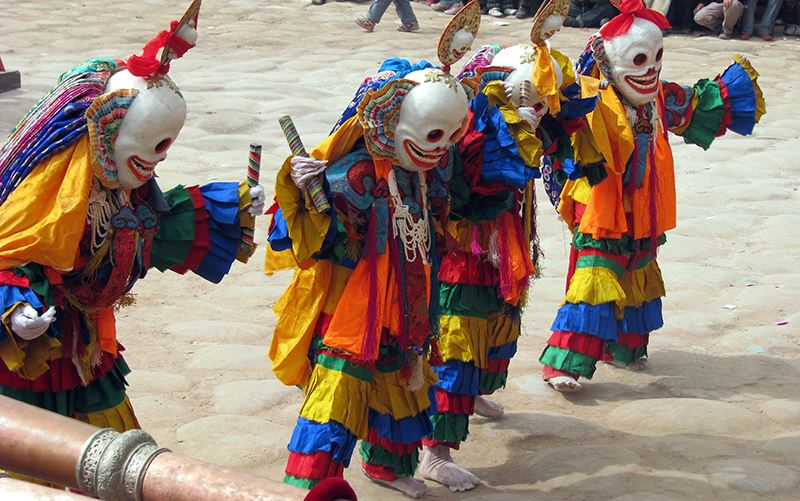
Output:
76,428,170,501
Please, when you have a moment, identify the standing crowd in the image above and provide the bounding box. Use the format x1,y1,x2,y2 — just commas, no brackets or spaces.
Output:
317,0,799,38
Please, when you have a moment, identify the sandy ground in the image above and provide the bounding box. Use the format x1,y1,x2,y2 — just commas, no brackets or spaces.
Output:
2,1,800,499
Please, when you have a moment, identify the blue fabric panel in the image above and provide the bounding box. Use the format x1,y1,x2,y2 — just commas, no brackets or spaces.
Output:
551,302,619,341
367,408,433,444
620,298,664,334
432,360,481,396
194,182,241,284
487,341,518,361
470,93,536,188
267,207,292,252
287,417,359,466
719,62,757,136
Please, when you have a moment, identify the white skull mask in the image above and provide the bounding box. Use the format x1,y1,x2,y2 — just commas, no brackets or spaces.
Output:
104,70,187,189
492,44,562,111
540,15,564,41
393,69,469,172
450,29,475,61
602,17,664,107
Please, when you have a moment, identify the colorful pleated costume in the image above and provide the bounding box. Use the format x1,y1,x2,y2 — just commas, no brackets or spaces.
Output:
267,63,475,488
0,5,256,445
424,43,596,448
539,10,766,382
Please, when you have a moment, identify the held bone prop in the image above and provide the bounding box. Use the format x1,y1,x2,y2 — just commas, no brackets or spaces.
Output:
278,115,331,214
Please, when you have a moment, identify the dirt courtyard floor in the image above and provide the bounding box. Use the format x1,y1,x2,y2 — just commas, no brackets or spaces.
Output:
2,1,799,499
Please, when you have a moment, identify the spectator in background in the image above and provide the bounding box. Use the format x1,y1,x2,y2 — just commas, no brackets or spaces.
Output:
564,0,618,27
356,0,420,32
783,0,800,34
516,0,545,18
741,0,784,39
486,0,519,16
667,0,702,33
694,0,746,38
432,0,464,15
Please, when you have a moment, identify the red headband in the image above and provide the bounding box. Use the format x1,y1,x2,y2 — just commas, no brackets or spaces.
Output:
599,0,671,40
127,20,195,78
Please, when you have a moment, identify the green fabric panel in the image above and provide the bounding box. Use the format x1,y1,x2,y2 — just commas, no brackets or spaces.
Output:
283,475,316,489
460,191,515,225
76,358,130,413
539,345,597,379
479,370,508,395
151,185,195,272
0,385,72,416
634,255,653,270
439,282,502,318
575,255,625,277
360,441,419,478
682,79,725,150
0,357,130,416
11,263,53,306
429,412,470,443
605,342,648,364
316,353,373,383
572,232,667,256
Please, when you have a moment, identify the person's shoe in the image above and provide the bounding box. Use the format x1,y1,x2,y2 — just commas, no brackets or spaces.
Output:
444,2,463,14
398,20,420,32
718,32,732,39
488,7,504,17
480,5,488,14
356,16,375,32
759,33,773,41
311,0,325,4
740,33,751,40
432,1,450,10
515,6,531,18
503,8,517,16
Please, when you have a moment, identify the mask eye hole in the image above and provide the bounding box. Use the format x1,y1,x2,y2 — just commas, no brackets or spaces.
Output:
533,102,545,112
633,53,647,66
155,138,172,154
427,129,444,142
655,48,663,62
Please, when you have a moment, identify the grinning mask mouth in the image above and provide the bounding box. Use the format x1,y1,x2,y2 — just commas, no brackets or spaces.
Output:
104,70,187,189
393,69,469,173
602,17,664,106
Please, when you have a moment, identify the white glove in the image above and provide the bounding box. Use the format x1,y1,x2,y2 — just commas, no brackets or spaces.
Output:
9,305,56,341
247,184,266,217
289,156,327,191
503,81,515,100
517,106,545,130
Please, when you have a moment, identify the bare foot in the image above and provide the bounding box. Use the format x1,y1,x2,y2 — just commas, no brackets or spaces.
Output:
474,395,504,419
418,445,481,492
546,375,583,392
364,473,429,498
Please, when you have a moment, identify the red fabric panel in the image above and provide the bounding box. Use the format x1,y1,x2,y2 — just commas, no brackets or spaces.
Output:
617,332,649,349
438,251,498,286
361,462,397,481
365,429,420,455
285,451,344,480
548,331,606,359
542,365,580,381
171,185,210,274
0,348,118,392
434,388,475,415
484,358,511,374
